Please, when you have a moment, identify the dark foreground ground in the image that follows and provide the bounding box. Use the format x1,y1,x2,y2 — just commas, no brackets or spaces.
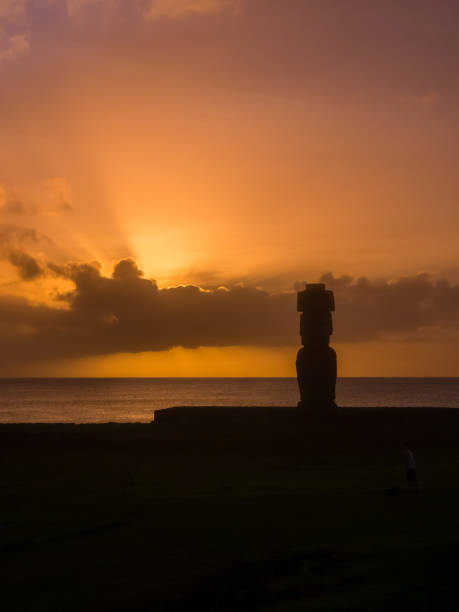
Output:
2,406,459,611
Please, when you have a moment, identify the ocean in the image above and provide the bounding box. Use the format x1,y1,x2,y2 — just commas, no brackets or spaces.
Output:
0,378,458,423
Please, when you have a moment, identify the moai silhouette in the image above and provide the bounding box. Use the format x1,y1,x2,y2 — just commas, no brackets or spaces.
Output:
296,283,337,410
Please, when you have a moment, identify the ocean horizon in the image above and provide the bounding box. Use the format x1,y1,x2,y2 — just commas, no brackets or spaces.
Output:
1,377,458,424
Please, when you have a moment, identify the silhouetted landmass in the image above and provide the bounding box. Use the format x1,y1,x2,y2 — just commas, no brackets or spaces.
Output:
2,407,459,611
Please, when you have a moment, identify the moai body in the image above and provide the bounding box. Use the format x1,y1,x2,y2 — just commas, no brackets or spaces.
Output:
296,283,337,410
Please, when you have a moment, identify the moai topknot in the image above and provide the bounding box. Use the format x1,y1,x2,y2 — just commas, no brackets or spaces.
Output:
296,283,337,410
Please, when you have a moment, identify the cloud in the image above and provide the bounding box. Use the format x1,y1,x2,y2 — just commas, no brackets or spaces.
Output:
0,223,49,281
1,259,459,370
0,1,120,60
0,30,29,62
0,0,27,21
321,272,459,342
0,258,295,366
7,249,43,280
0,1,29,62
0,0,241,61
0,179,74,215
2,0,241,24
143,0,241,20
0,223,41,246
65,0,120,19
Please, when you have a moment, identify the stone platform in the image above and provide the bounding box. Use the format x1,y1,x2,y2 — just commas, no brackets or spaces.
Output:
152,405,459,452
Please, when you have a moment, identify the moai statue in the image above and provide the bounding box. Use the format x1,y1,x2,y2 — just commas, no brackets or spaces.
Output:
296,283,337,410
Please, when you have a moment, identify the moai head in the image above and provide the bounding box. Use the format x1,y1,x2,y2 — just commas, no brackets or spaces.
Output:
297,283,335,347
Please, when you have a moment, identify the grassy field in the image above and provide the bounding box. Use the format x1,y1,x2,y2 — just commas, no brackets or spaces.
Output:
1,408,459,610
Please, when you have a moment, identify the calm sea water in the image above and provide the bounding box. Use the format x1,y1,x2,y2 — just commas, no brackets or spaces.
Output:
0,378,458,423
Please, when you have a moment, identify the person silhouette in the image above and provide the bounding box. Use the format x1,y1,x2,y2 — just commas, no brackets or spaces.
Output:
405,447,418,491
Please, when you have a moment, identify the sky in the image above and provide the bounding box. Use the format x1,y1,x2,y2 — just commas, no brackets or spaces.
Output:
1,0,459,376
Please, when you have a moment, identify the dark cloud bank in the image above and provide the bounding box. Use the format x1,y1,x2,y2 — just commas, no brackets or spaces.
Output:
1,258,459,366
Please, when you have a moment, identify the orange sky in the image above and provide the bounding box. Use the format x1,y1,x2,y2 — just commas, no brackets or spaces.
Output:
1,0,459,376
